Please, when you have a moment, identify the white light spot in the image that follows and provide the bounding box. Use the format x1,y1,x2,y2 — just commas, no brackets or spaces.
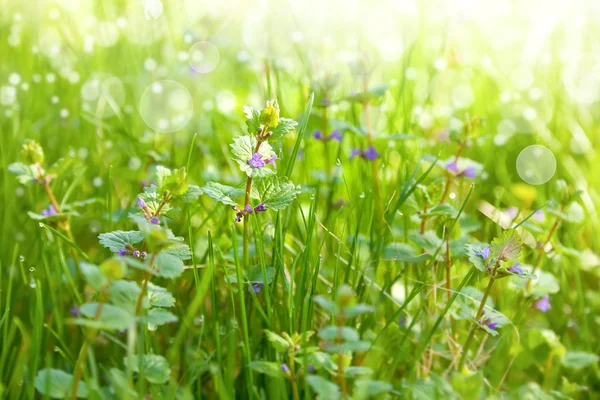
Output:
516,145,556,185
188,41,220,74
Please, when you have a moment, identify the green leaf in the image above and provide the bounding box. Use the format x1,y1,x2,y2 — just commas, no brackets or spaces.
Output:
74,303,134,331
124,354,171,384
163,243,192,260
230,135,276,178
154,253,185,279
138,185,172,216
409,231,442,251
34,368,89,399
179,184,202,203
344,366,373,377
148,283,175,307
353,379,393,398
343,304,375,318
109,280,145,312
161,167,188,196
564,202,584,223
228,264,274,284
8,162,38,184
345,84,390,103
264,330,290,352
260,99,280,126
79,262,108,291
270,117,297,140
324,340,371,353
313,295,339,314
490,229,522,260
420,203,458,218
144,308,178,325
306,376,341,399
561,351,599,369
243,105,261,135
201,181,244,206
247,361,283,378
108,368,137,398
318,326,360,342
98,230,144,252
22,138,45,163
250,175,300,211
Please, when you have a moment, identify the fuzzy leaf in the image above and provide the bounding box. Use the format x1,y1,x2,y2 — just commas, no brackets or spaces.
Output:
75,303,134,331
251,175,300,211
230,136,276,178
306,376,341,399
109,280,145,312
163,243,192,260
124,354,171,384
243,105,261,135
465,244,490,272
79,262,108,291
138,185,172,216
8,162,39,184
148,283,176,307
561,351,599,369
154,253,185,279
98,230,144,252
179,184,202,203
318,326,360,342
490,229,522,261
247,361,283,378
34,369,89,399
201,182,244,206
264,330,290,352
270,117,297,140
144,308,178,325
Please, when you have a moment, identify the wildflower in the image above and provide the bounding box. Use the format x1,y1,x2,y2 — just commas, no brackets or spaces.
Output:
476,246,490,260
478,313,499,331
349,148,362,159
118,249,129,256
281,364,290,375
445,162,477,178
136,198,147,208
307,365,316,373
535,296,551,312
363,146,378,160
508,262,524,275
41,204,57,217
313,130,323,140
133,250,141,258
315,129,342,142
70,306,79,316
254,202,266,213
533,210,545,222
248,283,263,293
235,215,242,223
247,153,265,168
265,154,278,167
445,162,459,173
329,130,342,142
244,204,253,214
140,251,147,258
462,166,476,178
150,216,160,225
486,321,498,330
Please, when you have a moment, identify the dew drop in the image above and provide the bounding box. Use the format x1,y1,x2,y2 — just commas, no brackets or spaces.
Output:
29,267,35,272
359,192,366,198
19,255,25,262
29,279,37,288
336,158,341,166
147,323,157,331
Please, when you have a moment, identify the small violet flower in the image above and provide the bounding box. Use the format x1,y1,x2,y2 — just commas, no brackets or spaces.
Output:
445,161,477,179
477,246,491,260
137,198,147,208
314,129,342,142
313,130,323,140
307,365,316,373
248,283,263,293
535,296,551,312
133,250,141,258
349,148,362,159
508,262,524,276
363,146,379,160
247,153,265,168
244,204,253,214
445,162,459,174
140,251,147,259
329,130,342,141
118,249,129,256
254,202,266,213
265,154,278,167
281,364,290,375
70,306,79,316
150,216,160,225
41,204,58,217
462,166,476,179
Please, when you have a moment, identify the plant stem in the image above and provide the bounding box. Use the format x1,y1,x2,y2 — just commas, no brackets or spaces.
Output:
289,355,300,400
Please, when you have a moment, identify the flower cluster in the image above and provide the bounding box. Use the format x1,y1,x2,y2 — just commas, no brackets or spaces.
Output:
535,296,551,312
445,161,476,178
117,249,147,259
478,311,499,331
41,204,57,217
349,145,378,160
313,129,342,142
247,153,278,169
233,202,266,223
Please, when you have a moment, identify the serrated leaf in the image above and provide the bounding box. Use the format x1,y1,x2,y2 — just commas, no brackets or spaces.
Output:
230,136,276,178
8,162,38,184
250,175,300,211
306,376,341,399
490,229,522,260
34,368,89,399
247,361,283,378
138,185,172,216
124,354,170,384
201,181,244,206
163,243,192,260
144,308,178,325
409,231,442,251
420,203,458,218
270,117,297,140
109,280,145,312
75,303,134,331
465,244,490,272
179,184,202,203
561,351,599,369
243,105,261,135
154,253,184,279
98,230,144,252
264,330,290,352
148,283,175,307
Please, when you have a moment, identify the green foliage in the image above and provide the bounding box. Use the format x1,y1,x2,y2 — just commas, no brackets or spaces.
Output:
74,303,134,331
124,354,171,384
98,231,144,252
490,229,522,261
34,369,89,399
251,175,300,210
201,181,244,206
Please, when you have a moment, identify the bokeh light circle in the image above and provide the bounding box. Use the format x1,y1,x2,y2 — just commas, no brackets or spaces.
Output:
188,41,220,74
80,74,125,118
516,145,556,185
563,53,600,103
139,80,193,133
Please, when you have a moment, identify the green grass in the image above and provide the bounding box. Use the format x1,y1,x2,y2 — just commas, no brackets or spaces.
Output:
1,0,599,399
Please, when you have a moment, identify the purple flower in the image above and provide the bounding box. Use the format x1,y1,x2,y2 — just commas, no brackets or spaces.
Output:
533,210,545,222
141,251,147,258
136,198,147,208
235,215,242,223
445,162,459,173
118,249,128,256
247,153,265,168
281,364,290,374
248,283,263,293
150,216,160,225
487,322,498,330
254,202,266,213
508,262,524,275
307,365,316,373
313,130,323,140
41,204,58,217
535,296,551,312
133,250,141,258
477,246,490,260
244,204,253,214
329,130,342,142
462,166,476,179
70,306,79,316
349,148,362,160
363,146,378,160
266,155,278,167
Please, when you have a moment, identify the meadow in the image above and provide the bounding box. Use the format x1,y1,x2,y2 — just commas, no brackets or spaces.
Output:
1,0,599,398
